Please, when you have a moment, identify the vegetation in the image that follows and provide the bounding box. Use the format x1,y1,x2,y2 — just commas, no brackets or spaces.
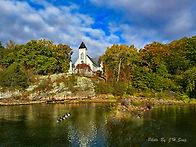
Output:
100,36,196,98
0,39,72,89
0,36,196,99
0,39,72,75
0,63,29,89
62,75,78,93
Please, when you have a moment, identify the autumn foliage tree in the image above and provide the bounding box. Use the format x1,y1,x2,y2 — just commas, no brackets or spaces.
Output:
100,36,196,98
101,44,138,82
139,42,169,73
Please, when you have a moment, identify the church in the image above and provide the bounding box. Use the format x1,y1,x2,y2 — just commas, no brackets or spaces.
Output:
69,42,102,75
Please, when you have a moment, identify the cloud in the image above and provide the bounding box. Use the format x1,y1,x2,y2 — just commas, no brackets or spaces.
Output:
91,0,196,42
1,0,195,60
109,23,162,49
0,0,119,61
91,0,193,19
165,10,195,38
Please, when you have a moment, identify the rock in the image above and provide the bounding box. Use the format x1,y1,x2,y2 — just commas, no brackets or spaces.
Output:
120,99,129,108
29,93,38,100
77,77,94,91
26,85,38,92
53,91,72,100
0,90,21,99
1,74,96,101
39,73,67,82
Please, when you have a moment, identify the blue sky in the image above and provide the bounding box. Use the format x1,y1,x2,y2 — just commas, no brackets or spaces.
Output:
0,0,196,60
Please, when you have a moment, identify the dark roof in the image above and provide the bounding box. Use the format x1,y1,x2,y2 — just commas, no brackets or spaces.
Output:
87,55,100,67
79,42,87,49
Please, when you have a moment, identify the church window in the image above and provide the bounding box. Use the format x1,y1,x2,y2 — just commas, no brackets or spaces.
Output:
80,53,84,60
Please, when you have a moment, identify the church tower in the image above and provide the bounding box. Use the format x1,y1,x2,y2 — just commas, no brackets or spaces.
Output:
78,42,87,64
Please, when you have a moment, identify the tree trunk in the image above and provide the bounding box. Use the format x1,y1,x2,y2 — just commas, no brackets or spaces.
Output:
117,59,122,82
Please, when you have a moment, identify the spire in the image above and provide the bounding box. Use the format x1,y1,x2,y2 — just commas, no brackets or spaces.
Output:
79,42,87,49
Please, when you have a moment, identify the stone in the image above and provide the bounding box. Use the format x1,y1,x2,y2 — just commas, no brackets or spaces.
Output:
0,90,21,99
26,85,38,92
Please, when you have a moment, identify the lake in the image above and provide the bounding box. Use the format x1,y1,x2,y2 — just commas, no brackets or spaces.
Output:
0,103,196,147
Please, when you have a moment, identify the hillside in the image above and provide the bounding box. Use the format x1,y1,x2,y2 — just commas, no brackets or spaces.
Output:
0,73,95,103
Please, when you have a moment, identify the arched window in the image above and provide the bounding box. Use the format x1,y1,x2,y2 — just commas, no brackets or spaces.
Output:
80,53,84,60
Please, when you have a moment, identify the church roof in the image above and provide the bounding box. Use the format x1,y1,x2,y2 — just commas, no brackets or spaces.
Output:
87,55,100,67
79,42,87,49
75,63,91,71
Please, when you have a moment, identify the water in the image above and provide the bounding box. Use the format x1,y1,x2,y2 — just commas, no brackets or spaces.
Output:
0,103,196,147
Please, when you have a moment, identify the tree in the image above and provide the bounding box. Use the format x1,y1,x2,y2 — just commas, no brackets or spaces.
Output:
0,63,29,88
136,42,178,91
15,39,72,74
181,67,196,98
0,41,21,67
0,41,5,63
166,37,191,74
139,42,169,72
185,36,196,67
6,40,16,49
101,44,138,82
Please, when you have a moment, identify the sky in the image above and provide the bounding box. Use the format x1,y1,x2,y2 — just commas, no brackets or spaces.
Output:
0,0,196,61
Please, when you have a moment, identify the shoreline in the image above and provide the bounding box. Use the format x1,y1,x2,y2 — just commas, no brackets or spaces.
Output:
0,95,196,106
1,96,195,119
0,97,117,106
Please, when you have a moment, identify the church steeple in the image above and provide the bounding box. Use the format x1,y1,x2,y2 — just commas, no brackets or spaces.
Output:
79,42,87,49
78,42,87,64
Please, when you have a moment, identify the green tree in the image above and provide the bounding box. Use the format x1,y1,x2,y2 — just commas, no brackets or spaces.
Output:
0,63,29,88
0,41,5,63
185,36,196,67
0,41,21,67
181,67,196,98
15,39,72,74
166,37,191,74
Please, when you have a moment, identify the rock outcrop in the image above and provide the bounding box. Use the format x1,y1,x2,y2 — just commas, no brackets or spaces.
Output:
0,73,95,101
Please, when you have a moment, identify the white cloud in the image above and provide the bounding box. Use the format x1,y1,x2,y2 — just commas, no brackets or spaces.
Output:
165,10,195,37
0,0,119,61
119,24,161,48
91,0,193,18
108,22,162,48
1,0,195,61
91,0,196,41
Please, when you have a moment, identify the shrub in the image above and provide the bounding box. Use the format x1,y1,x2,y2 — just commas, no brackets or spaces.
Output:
112,82,128,96
180,94,190,103
34,78,53,92
125,84,134,95
95,81,132,96
94,81,113,94
0,63,29,89
63,75,78,92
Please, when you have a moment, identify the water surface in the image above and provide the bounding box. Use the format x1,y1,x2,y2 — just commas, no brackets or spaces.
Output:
0,103,196,147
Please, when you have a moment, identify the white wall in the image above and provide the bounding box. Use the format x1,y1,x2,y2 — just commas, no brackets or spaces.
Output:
74,48,102,72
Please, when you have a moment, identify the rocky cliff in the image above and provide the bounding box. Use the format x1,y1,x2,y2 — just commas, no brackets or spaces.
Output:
0,73,95,101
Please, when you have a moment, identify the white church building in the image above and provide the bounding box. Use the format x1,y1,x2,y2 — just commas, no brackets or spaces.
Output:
69,42,102,75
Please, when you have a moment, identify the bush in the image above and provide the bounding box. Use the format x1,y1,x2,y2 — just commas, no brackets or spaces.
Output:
94,81,113,94
95,81,133,96
112,82,128,96
126,84,134,95
63,75,78,92
180,94,190,103
0,63,29,89
34,77,53,92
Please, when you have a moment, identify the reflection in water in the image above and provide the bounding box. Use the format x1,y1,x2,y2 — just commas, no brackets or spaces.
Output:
0,104,196,147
